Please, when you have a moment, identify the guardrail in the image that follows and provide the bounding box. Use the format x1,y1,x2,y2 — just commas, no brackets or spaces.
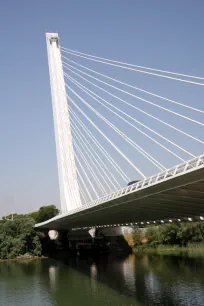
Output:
58,154,204,218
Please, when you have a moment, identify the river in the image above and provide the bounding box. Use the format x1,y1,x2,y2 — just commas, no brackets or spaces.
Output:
0,253,204,306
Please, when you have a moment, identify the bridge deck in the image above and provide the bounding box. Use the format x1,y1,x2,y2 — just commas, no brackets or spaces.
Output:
35,155,204,230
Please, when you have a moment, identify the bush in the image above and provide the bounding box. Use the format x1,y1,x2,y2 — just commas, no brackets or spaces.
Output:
177,222,204,246
160,223,180,245
145,226,161,245
133,222,204,250
132,227,142,246
0,218,42,259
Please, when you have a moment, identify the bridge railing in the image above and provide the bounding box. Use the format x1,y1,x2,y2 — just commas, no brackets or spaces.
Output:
59,154,204,218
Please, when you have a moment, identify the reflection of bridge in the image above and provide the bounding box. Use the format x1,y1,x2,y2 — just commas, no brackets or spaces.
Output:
36,33,204,231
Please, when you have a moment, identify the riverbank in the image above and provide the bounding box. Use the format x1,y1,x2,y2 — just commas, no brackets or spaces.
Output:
132,221,204,255
0,254,48,262
133,243,204,254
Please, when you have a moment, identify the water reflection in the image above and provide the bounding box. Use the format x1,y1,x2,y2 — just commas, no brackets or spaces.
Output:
122,255,136,292
90,263,98,294
90,263,97,280
49,266,58,292
0,260,54,306
62,253,204,306
135,254,204,306
1,253,204,306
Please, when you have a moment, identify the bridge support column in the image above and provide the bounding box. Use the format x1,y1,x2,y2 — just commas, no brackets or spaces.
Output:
46,33,82,213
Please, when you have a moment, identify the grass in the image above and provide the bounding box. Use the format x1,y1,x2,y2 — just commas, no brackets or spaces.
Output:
133,242,204,255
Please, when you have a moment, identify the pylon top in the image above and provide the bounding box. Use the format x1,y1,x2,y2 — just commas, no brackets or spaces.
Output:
46,33,59,46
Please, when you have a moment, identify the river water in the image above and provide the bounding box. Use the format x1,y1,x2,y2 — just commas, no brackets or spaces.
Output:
0,253,204,306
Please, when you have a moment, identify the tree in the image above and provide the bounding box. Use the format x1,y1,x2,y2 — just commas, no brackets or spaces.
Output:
3,205,59,223
133,222,204,249
0,204,60,259
160,223,180,245
35,205,59,223
32,236,42,256
145,226,161,246
177,223,204,246
0,218,42,259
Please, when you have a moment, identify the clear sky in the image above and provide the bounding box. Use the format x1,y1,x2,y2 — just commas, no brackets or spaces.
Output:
0,1,203,217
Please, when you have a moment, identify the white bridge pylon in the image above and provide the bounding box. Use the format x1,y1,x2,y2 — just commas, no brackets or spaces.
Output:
46,33,82,212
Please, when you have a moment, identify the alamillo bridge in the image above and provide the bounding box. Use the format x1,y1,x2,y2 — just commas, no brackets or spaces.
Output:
35,33,204,233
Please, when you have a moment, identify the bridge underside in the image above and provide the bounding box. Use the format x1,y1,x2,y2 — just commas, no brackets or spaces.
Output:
35,167,204,230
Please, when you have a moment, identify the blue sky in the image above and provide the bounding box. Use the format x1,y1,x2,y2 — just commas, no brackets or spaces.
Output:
0,1,203,216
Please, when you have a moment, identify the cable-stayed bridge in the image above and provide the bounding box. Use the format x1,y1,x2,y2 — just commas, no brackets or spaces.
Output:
35,33,204,231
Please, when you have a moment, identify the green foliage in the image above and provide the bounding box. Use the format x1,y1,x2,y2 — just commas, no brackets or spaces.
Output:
35,205,59,223
133,222,204,250
132,227,142,246
3,205,59,223
160,223,181,245
0,218,42,259
0,205,59,259
32,236,42,256
145,226,161,246
177,222,204,246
